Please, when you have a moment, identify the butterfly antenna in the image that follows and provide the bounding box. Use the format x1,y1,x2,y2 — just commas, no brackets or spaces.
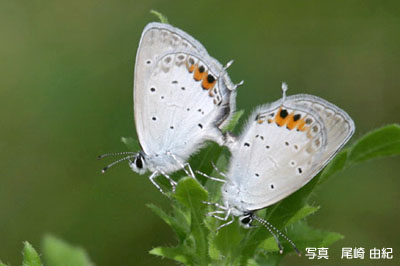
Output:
97,151,136,159
281,82,288,102
253,215,301,256
101,155,135,173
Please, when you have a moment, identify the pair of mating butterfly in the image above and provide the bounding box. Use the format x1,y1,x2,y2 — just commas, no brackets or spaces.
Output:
100,22,355,254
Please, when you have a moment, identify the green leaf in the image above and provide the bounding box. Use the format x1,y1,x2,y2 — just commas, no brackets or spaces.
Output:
147,203,188,242
285,205,320,227
120,136,140,151
174,178,209,265
258,221,343,253
22,242,42,266
149,246,188,264
0,262,8,266
150,10,169,24
42,235,93,266
348,124,400,163
222,110,245,133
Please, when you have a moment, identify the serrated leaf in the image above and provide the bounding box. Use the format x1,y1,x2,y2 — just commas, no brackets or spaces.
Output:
288,221,344,250
120,136,140,151
285,205,320,227
222,110,245,133
211,219,242,263
22,242,42,266
149,246,188,264
147,203,188,242
150,10,169,24
174,177,208,208
173,178,209,265
42,235,93,266
348,124,400,163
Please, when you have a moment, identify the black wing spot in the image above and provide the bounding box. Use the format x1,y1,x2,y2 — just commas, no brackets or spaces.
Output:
293,114,301,121
161,96,165,99
285,141,289,146
198,65,205,73
207,74,215,83
170,126,174,129
244,142,250,147
181,87,185,90
298,168,303,174
270,184,275,189
266,145,270,149
186,108,190,111
305,118,313,124
280,109,288,118
255,173,259,177
198,123,203,129
294,144,299,150
172,80,178,84
150,87,156,92
146,60,152,65
152,117,157,121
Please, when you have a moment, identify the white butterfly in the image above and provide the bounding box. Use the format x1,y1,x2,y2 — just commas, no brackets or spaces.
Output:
202,83,355,253
100,23,242,193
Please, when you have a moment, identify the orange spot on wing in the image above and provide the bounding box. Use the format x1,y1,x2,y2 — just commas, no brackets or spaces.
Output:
194,66,207,81
297,119,307,131
202,78,216,90
257,119,264,124
188,64,195,73
275,108,289,127
286,113,297,130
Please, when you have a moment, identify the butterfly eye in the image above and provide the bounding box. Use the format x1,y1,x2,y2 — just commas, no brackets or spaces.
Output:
240,215,253,226
135,156,143,169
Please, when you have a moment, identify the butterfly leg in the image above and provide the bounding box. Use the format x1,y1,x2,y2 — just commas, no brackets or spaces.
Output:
216,216,234,231
203,201,227,210
168,152,195,178
196,171,226,183
208,207,231,221
160,170,177,192
148,171,165,194
211,162,227,178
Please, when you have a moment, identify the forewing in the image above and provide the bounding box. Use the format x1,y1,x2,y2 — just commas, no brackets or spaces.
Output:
228,94,354,211
134,23,236,156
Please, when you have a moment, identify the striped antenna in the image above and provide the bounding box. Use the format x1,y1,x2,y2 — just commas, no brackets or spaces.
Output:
253,214,301,256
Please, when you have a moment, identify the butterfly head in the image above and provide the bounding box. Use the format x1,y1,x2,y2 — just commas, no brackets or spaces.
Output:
239,213,254,229
129,152,147,175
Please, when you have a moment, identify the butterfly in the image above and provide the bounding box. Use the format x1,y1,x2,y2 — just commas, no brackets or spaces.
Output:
99,22,243,193
202,83,355,253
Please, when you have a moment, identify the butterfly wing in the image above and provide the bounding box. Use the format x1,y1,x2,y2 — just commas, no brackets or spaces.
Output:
134,23,236,160
227,94,354,211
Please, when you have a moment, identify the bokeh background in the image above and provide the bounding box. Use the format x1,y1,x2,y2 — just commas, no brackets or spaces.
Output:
1,0,399,265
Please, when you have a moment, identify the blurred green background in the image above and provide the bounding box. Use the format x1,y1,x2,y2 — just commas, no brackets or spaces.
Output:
1,0,399,265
